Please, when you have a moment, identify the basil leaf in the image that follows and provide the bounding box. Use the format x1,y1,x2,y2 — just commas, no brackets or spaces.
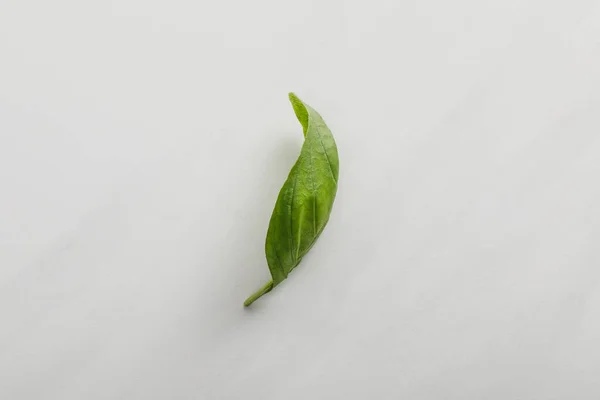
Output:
244,93,339,307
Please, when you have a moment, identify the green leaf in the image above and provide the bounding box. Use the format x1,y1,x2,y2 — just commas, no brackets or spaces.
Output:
244,93,339,307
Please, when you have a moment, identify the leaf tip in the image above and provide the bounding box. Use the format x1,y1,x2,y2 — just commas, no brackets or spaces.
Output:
288,92,309,135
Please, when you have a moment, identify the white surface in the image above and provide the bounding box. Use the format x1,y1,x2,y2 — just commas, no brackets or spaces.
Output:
2,0,600,398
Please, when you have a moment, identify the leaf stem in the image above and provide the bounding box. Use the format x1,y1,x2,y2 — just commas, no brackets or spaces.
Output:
244,280,274,307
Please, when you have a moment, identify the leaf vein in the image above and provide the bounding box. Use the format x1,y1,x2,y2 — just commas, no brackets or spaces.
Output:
312,121,337,183
289,167,299,266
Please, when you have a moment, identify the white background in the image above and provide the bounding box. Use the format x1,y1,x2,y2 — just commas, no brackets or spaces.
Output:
2,0,600,398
